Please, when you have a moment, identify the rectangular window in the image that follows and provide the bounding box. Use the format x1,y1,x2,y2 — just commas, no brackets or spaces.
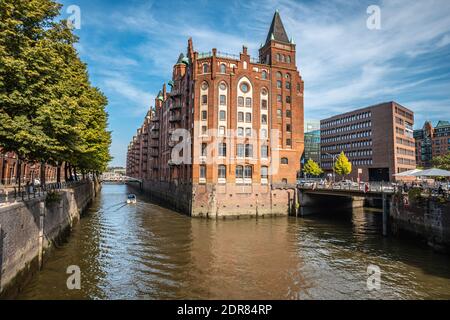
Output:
200,165,206,179
235,166,243,179
286,124,291,132
201,110,207,121
277,80,282,88
261,114,267,125
286,110,291,118
277,109,282,118
286,82,291,89
219,110,226,121
201,126,207,135
218,143,226,157
238,97,244,108
245,128,252,137
219,126,225,136
245,144,253,158
201,143,207,156
245,98,252,108
238,112,244,122
286,139,292,146
244,166,253,179
218,165,226,179
238,127,244,137
286,96,291,104
261,100,267,110
277,95,282,102
237,144,245,158
261,145,268,158
201,95,207,105
245,113,252,123
220,95,226,106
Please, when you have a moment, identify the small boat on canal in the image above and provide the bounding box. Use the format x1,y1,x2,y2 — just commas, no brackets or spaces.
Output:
127,194,137,204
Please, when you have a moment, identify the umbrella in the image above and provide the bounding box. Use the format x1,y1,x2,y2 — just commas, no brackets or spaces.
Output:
393,169,423,177
411,168,450,177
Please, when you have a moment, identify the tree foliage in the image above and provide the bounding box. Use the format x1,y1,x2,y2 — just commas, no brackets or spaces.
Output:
0,0,111,182
432,152,450,171
303,159,323,177
334,152,352,178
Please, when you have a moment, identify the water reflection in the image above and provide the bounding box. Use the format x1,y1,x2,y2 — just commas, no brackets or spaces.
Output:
18,185,450,300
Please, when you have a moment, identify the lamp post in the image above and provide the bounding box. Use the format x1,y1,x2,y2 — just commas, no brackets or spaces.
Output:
325,153,338,183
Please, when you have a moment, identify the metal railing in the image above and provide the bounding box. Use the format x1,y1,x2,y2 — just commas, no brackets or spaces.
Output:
0,180,89,206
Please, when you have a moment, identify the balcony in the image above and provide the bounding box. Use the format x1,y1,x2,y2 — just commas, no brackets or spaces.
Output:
150,149,159,158
150,131,159,139
149,140,159,148
169,114,182,122
170,104,182,111
151,123,160,131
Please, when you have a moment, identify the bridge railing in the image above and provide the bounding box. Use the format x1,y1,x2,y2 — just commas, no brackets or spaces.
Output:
297,181,397,194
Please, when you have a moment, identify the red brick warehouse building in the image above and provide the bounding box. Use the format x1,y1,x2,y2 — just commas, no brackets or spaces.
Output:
127,11,305,217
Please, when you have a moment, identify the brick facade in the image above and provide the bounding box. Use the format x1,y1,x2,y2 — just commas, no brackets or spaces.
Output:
414,121,450,168
127,12,304,217
320,102,416,182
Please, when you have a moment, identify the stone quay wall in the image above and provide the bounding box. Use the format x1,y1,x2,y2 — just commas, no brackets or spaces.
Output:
140,181,296,218
0,180,100,298
391,193,450,253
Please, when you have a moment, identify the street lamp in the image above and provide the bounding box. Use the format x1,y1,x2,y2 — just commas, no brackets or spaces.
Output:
325,153,338,183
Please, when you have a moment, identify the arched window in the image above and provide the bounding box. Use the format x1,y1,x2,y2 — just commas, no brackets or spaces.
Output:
203,64,209,73
286,56,291,63
280,55,285,63
220,63,226,73
276,53,281,62
281,157,289,164
261,70,268,80
276,71,282,78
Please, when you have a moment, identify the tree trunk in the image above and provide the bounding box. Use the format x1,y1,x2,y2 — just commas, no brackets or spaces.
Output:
64,162,69,182
17,159,22,192
57,163,61,184
40,162,46,189
73,167,78,181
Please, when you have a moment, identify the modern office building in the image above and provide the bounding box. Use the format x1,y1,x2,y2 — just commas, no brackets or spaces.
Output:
320,102,416,182
414,120,450,168
127,11,305,217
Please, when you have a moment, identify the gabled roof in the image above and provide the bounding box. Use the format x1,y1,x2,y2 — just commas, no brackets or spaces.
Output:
265,10,290,45
436,120,450,128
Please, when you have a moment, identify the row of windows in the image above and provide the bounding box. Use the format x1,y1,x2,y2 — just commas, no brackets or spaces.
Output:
396,147,415,157
200,165,270,181
322,131,372,143
322,159,373,167
322,121,372,136
321,111,372,128
394,106,413,121
396,137,415,147
398,157,415,165
321,140,373,152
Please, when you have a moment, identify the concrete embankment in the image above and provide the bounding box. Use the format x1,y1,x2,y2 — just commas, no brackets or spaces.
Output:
0,181,100,298
391,193,450,253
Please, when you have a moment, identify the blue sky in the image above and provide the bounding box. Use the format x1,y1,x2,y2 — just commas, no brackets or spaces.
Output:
58,0,450,167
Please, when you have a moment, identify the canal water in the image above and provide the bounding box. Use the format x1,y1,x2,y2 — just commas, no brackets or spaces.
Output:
18,184,450,300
